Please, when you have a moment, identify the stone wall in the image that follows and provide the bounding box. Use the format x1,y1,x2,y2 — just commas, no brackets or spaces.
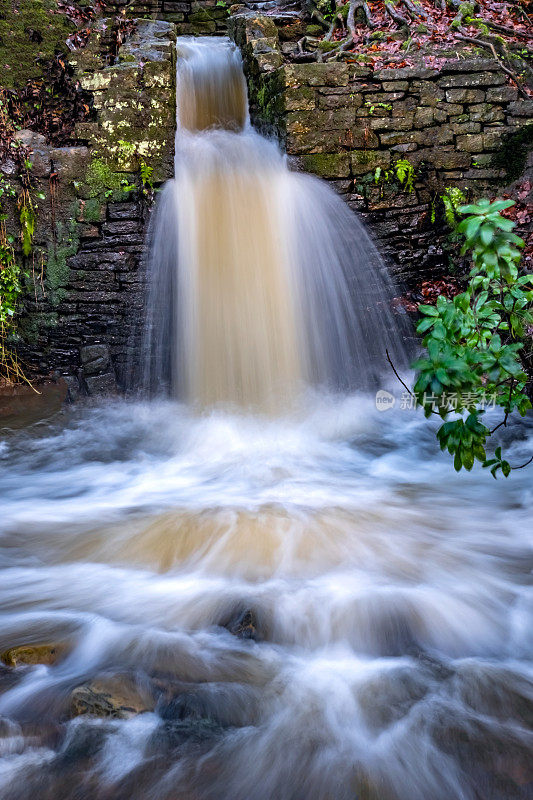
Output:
11,18,177,395
231,14,533,283
101,0,229,35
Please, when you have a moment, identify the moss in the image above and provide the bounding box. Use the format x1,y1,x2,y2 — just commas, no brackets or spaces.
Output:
0,0,76,89
18,310,58,343
300,153,350,179
81,159,136,202
317,40,341,53
305,24,323,37
84,159,123,197
491,123,533,182
46,216,78,306
77,197,103,224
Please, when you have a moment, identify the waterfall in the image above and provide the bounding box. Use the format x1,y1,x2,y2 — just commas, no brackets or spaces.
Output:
143,37,410,408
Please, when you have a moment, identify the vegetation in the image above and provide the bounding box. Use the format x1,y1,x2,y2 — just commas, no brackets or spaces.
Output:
0,180,26,384
410,198,532,477
300,0,532,88
374,157,416,194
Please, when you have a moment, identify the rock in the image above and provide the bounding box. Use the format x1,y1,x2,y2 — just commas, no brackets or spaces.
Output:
374,66,438,80
80,344,111,376
223,608,258,640
84,372,118,396
63,375,83,403
102,220,140,236
445,88,485,104
1,643,68,668
50,147,90,182
54,721,108,768
351,149,390,175
508,100,533,117
486,86,518,103
439,72,506,88
148,718,224,754
13,130,51,177
107,201,142,220
70,673,157,719
283,62,349,89
299,153,351,179
0,157,17,176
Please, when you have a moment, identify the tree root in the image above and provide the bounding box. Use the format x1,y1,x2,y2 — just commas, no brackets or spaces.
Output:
347,0,375,37
401,0,428,19
478,18,533,40
324,14,342,40
385,1,411,29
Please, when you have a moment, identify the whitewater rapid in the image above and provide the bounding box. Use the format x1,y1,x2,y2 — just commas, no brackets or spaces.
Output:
0,395,531,800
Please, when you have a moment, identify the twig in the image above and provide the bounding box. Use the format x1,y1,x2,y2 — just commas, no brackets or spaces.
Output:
490,413,508,434
386,348,413,395
511,454,533,470
385,347,444,416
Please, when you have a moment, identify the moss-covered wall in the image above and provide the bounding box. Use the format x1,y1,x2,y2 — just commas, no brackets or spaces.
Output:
231,13,533,283
0,0,76,89
10,18,177,395
101,0,229,36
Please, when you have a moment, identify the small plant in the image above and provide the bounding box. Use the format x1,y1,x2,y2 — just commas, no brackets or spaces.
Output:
0,207,26,384
374,158,416,195
365,101,392,116
18,189,36,257
394,158,415,192
117,139,137,159
411,198,532,477
441,186,467,229
140,159,154,195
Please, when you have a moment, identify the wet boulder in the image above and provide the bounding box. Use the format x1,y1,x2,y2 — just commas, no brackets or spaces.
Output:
1,643,68,668
70,672,158,719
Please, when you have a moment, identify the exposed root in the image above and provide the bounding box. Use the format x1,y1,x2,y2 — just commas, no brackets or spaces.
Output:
347,0,375,36
384,1,411,29
480,18,533,40
401,0,428,19
324,14,342,40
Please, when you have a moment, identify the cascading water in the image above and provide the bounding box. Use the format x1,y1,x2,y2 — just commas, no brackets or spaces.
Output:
0,35,531,800
143,38,410,407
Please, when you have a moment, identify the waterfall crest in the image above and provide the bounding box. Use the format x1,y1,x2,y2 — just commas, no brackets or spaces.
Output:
143,37,410,408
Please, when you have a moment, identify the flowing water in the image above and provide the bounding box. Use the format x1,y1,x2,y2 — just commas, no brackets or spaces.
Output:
0,36,531,800
142,38,409,409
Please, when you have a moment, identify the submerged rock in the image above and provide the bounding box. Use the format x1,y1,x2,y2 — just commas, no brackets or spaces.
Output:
224,607,258,640
70,673,158,719
149,718,225,753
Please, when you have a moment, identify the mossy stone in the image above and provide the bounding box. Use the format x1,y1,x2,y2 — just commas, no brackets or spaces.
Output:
0,0,76,89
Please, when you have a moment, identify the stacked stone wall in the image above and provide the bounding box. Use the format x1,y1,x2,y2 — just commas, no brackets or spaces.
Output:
10,19,177,395
101,0,229,35
231,14,533,283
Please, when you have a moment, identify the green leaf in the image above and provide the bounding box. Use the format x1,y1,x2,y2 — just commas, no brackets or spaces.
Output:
417,317,436,333
418,304,439,317
487,200,515,213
